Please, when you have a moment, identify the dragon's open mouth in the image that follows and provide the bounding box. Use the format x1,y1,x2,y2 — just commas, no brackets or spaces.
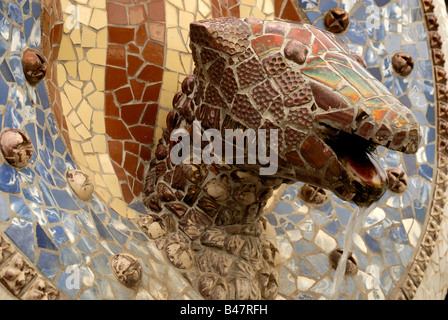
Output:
323,128,389,206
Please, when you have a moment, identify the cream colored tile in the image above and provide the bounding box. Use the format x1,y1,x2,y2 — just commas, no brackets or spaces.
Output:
94,173,106,188
77,99,93,128
85,154,101,172
58,35,77,60
91,110,105,133
263,0,275,15
64,61,78,79
89,0,106,9
91,66,105,91
81,26,97,47
60,91,73,115
78,60,93,81
86,48,106,65
91,135,107,153
77,5,93,26
155,127,164,149
179,10,194,30
180,53,193,76
96,187,112,204
75,123,92,139
57,63,67,85
165,50,185,75
157,108,170,128
103,176,122,197
165,2,179,28
110,198,127,217
81,141,94,153
63,82,82,107
166,28,187,52
98,154,115,174
96,28,107,48
83,82,95,95
126,208,137,219
67,110,82,127
70,27,81,45
70,141,88,167
90,9,107,30
69,79,84,89
184,0,197,12
252,7,266,19
198,0,211,17
75,47,84,59
87,91,104,110
66,121,83,141
159,89,175,110
240,5,252,18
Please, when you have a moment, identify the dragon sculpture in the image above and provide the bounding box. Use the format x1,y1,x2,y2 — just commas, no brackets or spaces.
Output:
141,17,421,300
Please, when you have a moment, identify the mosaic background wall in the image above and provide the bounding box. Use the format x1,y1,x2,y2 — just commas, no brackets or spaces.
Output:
0,0,446,300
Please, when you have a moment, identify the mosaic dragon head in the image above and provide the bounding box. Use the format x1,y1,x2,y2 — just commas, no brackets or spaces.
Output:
142,17,422,300
170,17,420,207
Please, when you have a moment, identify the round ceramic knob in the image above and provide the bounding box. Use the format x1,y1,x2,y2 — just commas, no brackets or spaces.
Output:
66,169,94,201
0,129,33,169
22,48,47,86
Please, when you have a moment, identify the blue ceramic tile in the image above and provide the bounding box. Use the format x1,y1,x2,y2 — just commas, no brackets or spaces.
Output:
52,169,67,188
0,163,19,193
0,12,10,41
76,235,99,254
27,19,40,48
54,156,68,175
79,286,101,300
0,60,15,82
5,218,35,261
36,125,43,146
299,257,318,278
31,1,40,19
45,208,60,223
40,148,54,169
35,107,45,126
274,202,294,215
132,232,148,242
91,253,111,275
0,193,9,221
0,38,7,57
37,251,61,280
49,225,69,247
107,225,128,245
418,164,433,182
59,210,82,242
23,0,30,15
36,223,58,251
38,179,56,207
0,73,8,105
22,185,43,205
6,3,22,25
24,16,34,40
4,102,23,129
10,194,34,221
61,246,82,266
54,136,66,155
90,210,114,241
57,270,80,299
9,54,24,87
51,189,80,211
37,81,50,109
35,161,55,186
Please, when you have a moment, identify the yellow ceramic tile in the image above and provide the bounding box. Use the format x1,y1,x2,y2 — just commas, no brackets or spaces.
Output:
60,0,73,12
64,61,78,79
180,53,193,76
159,89,175,110
126,208,137,219
198,0,211,17
240,5,252,18
91,135,107,153
85,154,101,172
81,26,97,47
89,0,106,9
241,0,256,5
110,198,127,217
167,0,184,10
184,0,197,12
94,173,106,188
180,29,190,51
69,79,84,89
77,5,93,26
67,110,82,127
102,176,122,197
252,7,266,19
63,82,82,107
98,154,115,174
89,9,107,30
83,82,95,95
78,60,93,81
75,47,84,59
70,27,81,45
263,0,275,15
75,123,93,140
165,3,178,28
74,0,88,5
157,108,170,128
56,63,67,85
77,99,93,127
86,48,106,65
81,141,94,153
91,66,105,91
58,35,77,60
63,13,78,34
166,28,187,52
155,127,164,149
179,10,194,30
60,91,73,115
87,91,104,110
66,121,83,141
96,28,107,48
91,110,105,133
70,141,88,167
166,50,185,75
96,187,112,205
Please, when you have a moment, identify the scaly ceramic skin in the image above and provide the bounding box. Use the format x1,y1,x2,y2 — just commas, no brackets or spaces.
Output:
142,17,421,300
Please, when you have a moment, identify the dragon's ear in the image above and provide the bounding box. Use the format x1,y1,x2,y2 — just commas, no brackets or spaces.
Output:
190,17,251,55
